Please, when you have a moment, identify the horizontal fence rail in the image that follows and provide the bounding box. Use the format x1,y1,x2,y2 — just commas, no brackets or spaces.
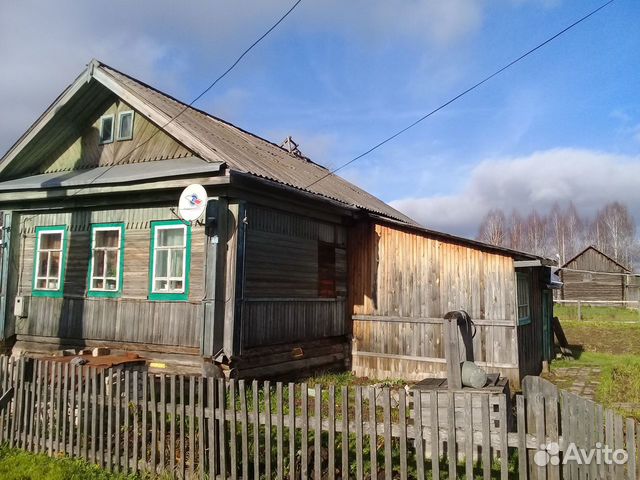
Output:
0,356,637,479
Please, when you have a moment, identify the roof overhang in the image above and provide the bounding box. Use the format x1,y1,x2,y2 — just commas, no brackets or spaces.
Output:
0,157,222,191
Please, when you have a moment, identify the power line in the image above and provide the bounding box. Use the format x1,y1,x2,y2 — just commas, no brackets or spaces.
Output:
304,0,615,190
74,0,304,189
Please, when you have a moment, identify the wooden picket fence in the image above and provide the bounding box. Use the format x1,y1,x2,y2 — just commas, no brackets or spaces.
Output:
0,355,637,479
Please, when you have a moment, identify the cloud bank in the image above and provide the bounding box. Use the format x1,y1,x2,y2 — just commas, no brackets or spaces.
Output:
390,148,640,237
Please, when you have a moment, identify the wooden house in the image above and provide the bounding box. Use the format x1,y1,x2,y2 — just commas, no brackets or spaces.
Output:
560,246,639,305
0,60,554,386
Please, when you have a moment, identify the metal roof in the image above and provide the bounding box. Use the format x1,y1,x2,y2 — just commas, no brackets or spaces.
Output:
94,63,418,225
0,157,221,191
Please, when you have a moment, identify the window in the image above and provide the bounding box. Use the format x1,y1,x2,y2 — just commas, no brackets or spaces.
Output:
88,223,124,297
116,111,134,141
516,272,531,326
149,221,191,301
33,226,67,297
318,242,336,298
99,114,114,144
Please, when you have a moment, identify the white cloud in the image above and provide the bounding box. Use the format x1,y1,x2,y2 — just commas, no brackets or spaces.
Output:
390,148,640,237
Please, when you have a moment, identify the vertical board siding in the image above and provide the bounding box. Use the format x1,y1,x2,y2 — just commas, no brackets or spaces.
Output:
0,357,637,480
349,221,520,383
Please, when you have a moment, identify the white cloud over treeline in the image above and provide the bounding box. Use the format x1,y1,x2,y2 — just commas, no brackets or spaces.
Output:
391,148,640,237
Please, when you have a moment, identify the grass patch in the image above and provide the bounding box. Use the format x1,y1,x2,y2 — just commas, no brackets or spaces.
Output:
552,352,640,419
0,445,139,480
555,304,640,323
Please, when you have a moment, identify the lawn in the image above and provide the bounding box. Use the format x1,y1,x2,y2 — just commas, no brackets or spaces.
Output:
0,446,141,480
551,304,640,419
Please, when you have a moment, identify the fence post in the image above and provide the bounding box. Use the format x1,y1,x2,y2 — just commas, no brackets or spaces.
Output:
577,300,582,321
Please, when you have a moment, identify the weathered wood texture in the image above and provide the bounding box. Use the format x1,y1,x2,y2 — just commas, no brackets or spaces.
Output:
241,205,347,350
517,267,544,379
40,97,192,174
2,356,637,479
561,247,632,303
12,207,205,349
349,221,520,384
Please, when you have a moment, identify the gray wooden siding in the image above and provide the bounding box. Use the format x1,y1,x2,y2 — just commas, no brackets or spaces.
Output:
561,247,627,302
41,97,192,174
349,221,521,385
241,205,347,349
12,206,205,348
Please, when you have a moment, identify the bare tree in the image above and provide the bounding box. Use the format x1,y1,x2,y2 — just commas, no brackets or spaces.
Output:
477,209,507,246
593,202,636,268
548,203,566,264
523,209,549,257
508,210,525,251
563,202,583,262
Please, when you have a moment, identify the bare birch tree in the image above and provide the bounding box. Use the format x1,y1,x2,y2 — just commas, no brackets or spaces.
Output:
477,209,507,246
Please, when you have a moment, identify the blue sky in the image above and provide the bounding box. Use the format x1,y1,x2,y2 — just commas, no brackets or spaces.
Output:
1,0,639,236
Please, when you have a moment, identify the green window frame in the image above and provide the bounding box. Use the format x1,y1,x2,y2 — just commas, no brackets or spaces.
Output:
32,225,68,298
516,272,531,326
88,223,125,298
148,220,191,301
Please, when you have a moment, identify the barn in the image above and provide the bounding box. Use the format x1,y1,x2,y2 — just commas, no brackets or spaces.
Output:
0,59,554,386
560,245,639,305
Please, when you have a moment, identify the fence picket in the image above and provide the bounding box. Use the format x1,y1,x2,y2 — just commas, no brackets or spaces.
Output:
413,390,425,480
288,383,296,480
481,393,491,480
429,390,439,480
383,387,392,480
399,388,408,480
355,386,363,480
329,384,336,480
189,376,197,479
124,370,130,472
369,386,377,479
0,356,636,480
133,370,140,475
626,418,636,480
217,379,227,479
240,380,250,480
341,386,349,478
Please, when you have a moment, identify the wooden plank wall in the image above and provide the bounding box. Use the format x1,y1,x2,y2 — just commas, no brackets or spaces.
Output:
349,221,521,384
11,206,204,350
561,248,627,302
41,97,192,174
238,205,348,374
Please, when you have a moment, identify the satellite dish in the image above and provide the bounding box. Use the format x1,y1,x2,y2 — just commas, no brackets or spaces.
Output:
178,184,207,221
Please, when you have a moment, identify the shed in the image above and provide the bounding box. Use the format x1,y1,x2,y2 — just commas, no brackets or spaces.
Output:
560,246,640,305
0,59,554,386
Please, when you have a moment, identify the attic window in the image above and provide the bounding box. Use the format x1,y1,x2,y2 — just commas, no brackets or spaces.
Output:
117,111,134,141
99,115,114,144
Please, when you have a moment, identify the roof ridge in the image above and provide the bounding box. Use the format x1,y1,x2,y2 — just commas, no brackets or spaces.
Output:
96,60,331,172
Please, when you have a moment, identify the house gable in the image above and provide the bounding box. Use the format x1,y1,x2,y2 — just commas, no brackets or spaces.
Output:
0,80,194,180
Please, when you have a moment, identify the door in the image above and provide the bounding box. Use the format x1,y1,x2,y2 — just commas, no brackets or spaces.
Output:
542,290,553,362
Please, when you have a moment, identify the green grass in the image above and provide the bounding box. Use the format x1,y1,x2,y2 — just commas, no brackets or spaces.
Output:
555,304,640,323
0,446,140,480
552,351,640,419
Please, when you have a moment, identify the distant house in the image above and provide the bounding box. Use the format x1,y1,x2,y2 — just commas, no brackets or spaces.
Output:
0,59,555,386
560,246,639,305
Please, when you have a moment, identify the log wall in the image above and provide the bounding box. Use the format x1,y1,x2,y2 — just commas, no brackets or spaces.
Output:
561,247,628,303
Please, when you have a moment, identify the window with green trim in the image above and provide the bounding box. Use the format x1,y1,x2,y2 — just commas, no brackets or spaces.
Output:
88,223,124,297
149,221,191,301
33,226,67,297
516,272,531,326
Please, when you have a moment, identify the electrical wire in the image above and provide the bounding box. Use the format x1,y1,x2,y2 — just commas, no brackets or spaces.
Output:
69,0,304,192
304,0,615,190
